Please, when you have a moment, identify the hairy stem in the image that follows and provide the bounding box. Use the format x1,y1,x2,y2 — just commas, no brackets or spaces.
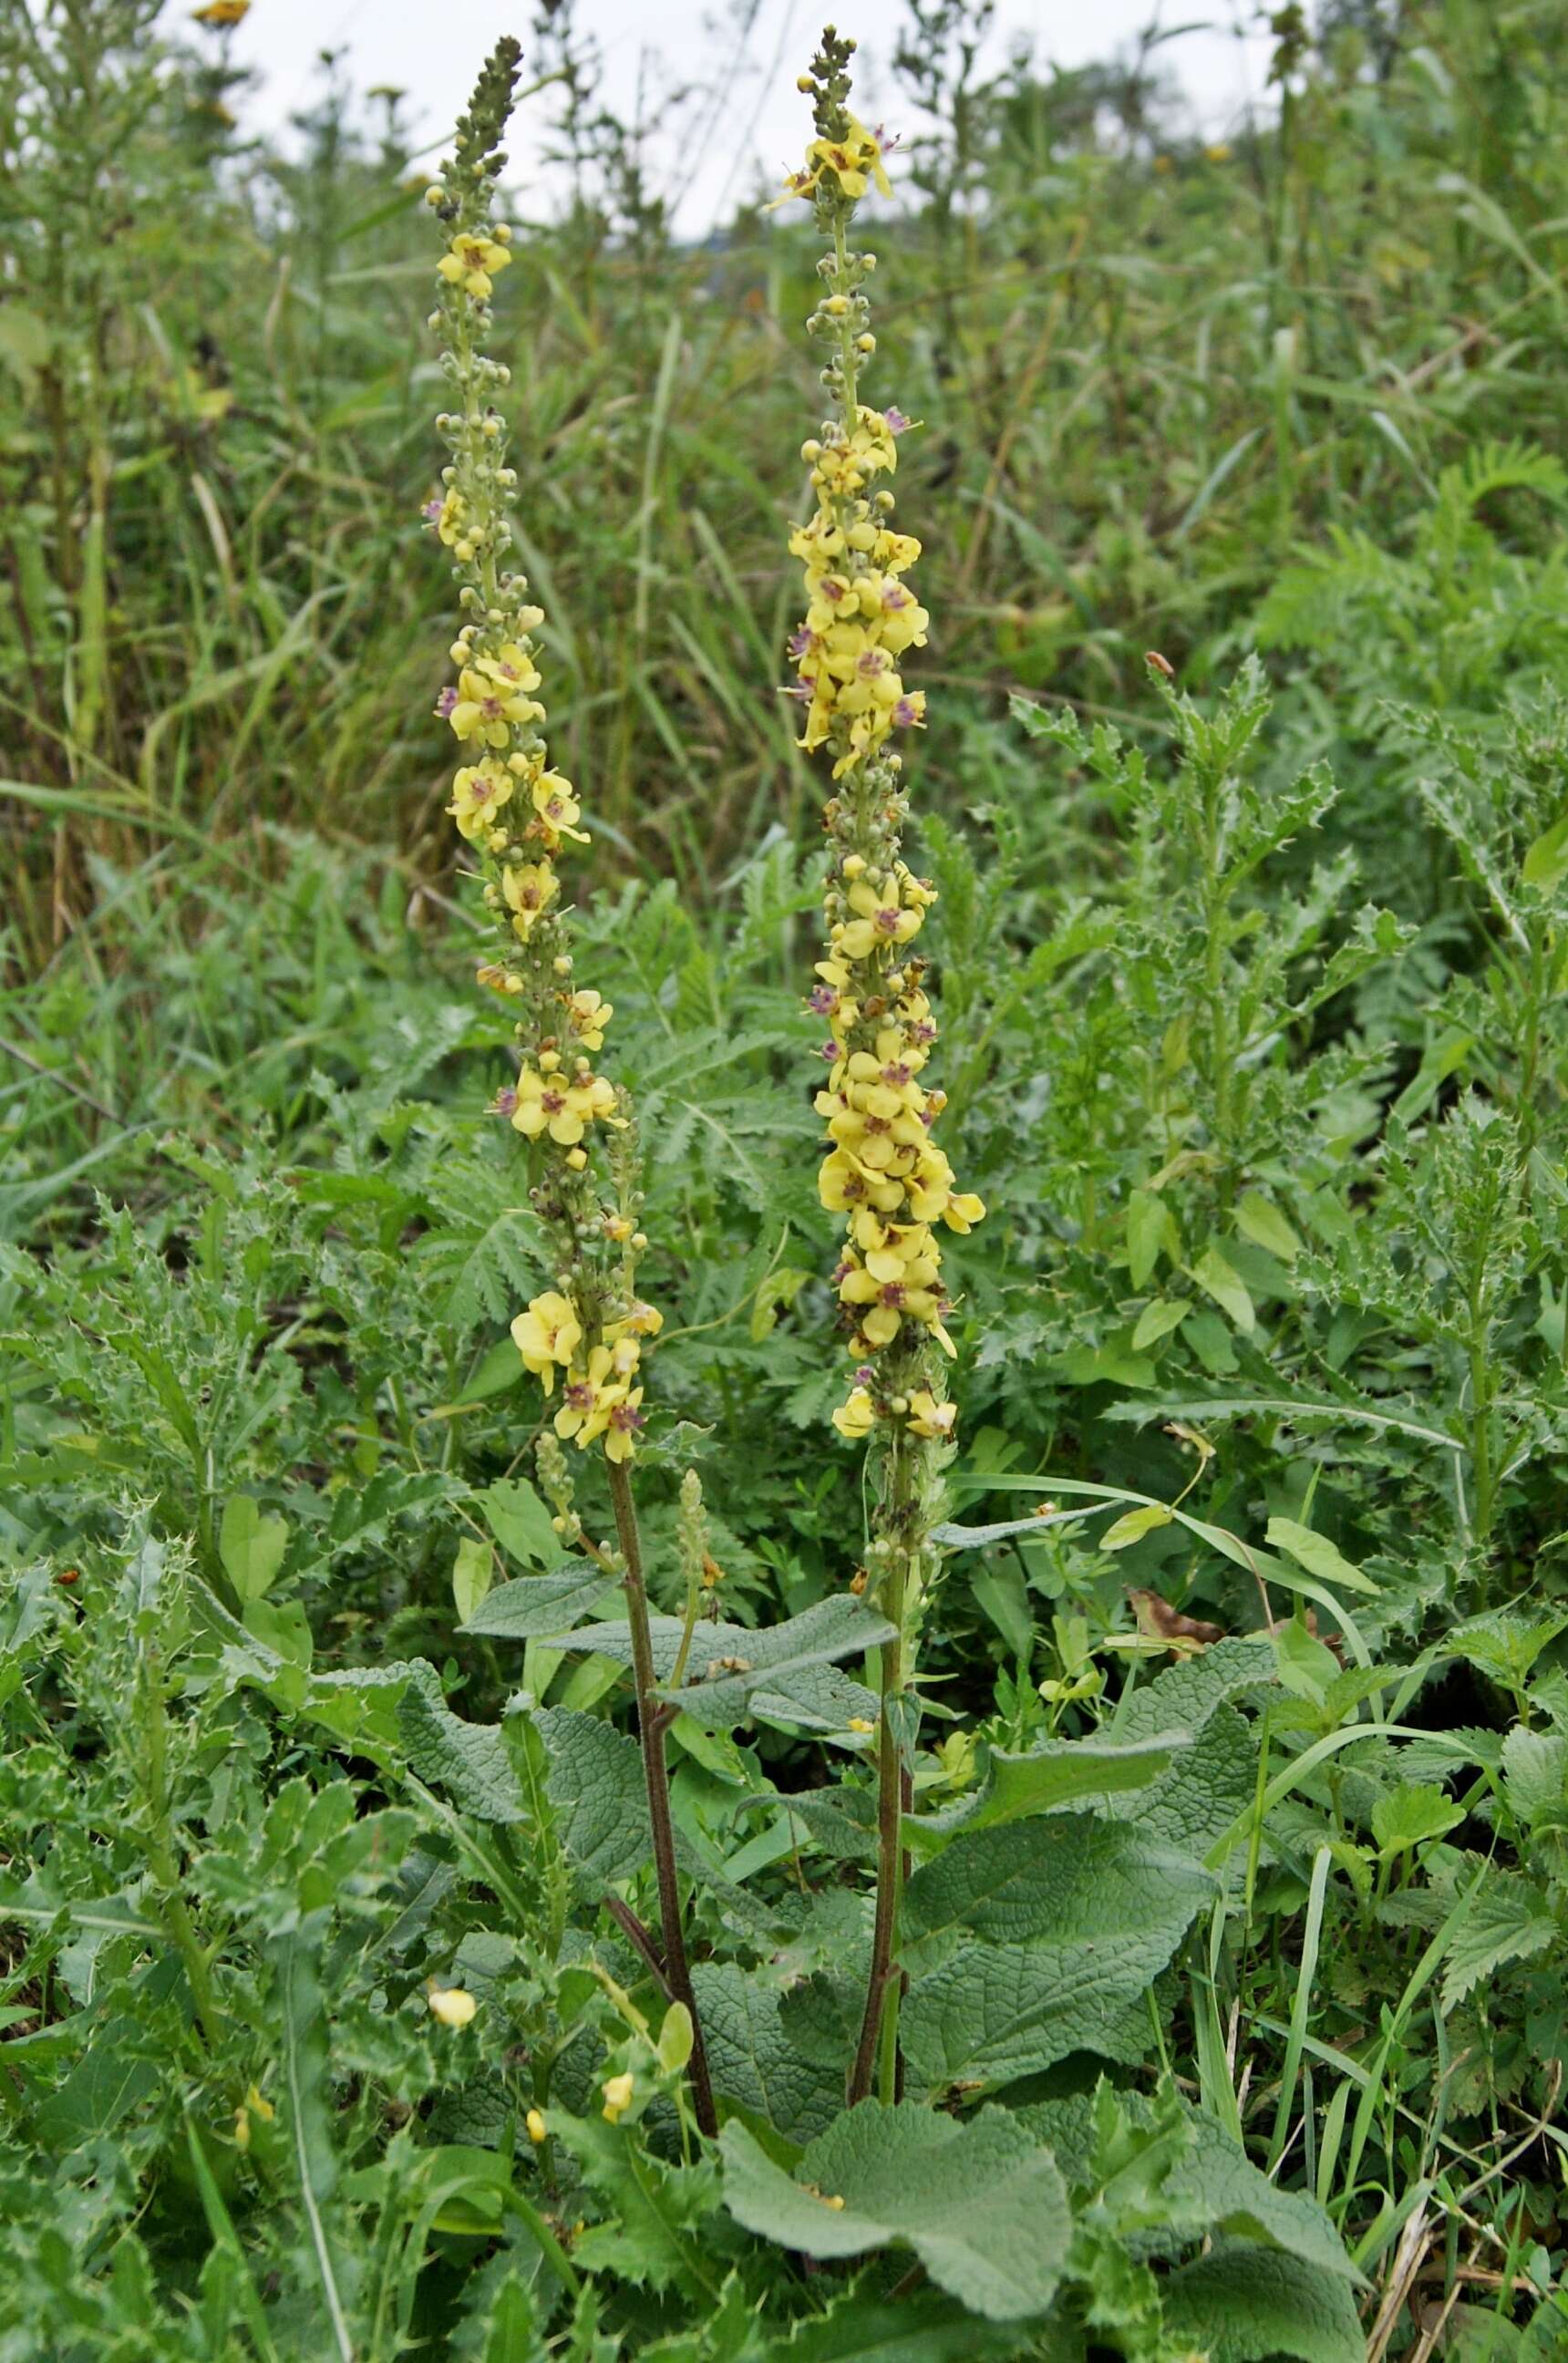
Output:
606,1455,717,2137
849,1549,907,2106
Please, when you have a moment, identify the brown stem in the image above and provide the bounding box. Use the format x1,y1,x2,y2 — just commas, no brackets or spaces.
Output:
606,1454,717,2137
848,1617,904,2106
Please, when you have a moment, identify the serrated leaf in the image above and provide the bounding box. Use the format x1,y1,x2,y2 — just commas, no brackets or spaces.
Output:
1440,1866,1557,2010
552,2109,721,2295
1233,1192,1301,1262
721,2102,1070,2320
459,1564,619,1640
1371,1782,1463,1858
1161,2240,1364,2362
1265,1518,1376,1596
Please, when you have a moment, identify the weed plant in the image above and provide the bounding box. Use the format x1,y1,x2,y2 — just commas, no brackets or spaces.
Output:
1,5,1567,2359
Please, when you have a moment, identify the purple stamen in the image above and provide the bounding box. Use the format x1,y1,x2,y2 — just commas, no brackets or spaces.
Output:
423,496,444,522
883,406,910,434
436,686,458,717
808,985,838,1015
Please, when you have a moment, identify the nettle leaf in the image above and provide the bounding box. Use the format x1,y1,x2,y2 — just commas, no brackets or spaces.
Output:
906,1729,1186,1854
901,1818,1212,2093
1371,1781,1464,1858
397,1662,525,1825
721,2102,1071,2321
693,1962,846,2147
459,1563,620,1640
1161,2240,1364,2363
566,1598,893,1733
1441,1865,1558,2010
531,1706,648,1887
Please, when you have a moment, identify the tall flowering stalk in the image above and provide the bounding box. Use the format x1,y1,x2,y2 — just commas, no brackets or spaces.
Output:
780,29,985,2105
424,39,715,2137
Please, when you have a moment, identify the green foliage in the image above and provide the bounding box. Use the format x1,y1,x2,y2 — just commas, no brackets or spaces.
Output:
3,0,1568,2354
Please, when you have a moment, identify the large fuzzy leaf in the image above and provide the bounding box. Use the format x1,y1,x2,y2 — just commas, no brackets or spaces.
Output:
692,1961,846,2147
459,1564,620,1640
904,1730,1187,1856
1160,2241,1364,2363
721,2102,1070,2321
901,1817,1212,2094
397,1661,524,1825
566,1598,894,1732
531,1705,648,1887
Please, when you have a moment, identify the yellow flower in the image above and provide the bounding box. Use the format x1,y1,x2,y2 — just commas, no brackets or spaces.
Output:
526,2107,548,2144
604,1388,645,1463
835,875,925,962
449,665,538,747
192,0,249,23
554,1347,628,1450
511,1291,583,1393
799,116,892,203
428,1986,478,2029
438,232,513,301
232,2080,273,2148
501,862,560,941
530,769,588,844
907,1389,956,1439
601,2072,635,2124
563,987,612,1050
832,1387,878,1439
447,758,514,842
510,1064,616,1145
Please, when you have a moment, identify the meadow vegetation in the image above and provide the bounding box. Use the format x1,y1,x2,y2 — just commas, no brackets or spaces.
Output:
2,1,1567,2357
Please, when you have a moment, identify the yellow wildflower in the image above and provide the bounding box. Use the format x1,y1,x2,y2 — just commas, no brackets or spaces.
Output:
832,1387,878,1439
449,664,538,747
500,862,560,941
509,1065,615,1144
448,758,514,841
511,1292,583,1393
428,1986,478,2029
526,2108,548,2144
438,232,512,301
601,2072,634,2124
192,0,249,23
554,1347,628,1450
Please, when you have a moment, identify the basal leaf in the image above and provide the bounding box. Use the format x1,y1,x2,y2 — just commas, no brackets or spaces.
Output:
721,2102,1071,2321
1161,2240,1364,2363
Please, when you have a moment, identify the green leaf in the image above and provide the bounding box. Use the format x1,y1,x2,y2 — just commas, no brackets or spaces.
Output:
692,1962,847,2147
1190,1245,1254,1334
1265,1517,1376,1596
1440,1867,1558,2011
270,1929,357,2363
1522,810,1568,893
1273,1620,1340,1708
397,1662,525,1825
477,1478,564,1570
907,1730,1186,1853
756,2288,1024,2360
552,2109,722,2295
1130,1297,1191,1352
721,2102,1071,2320
1126,1189,1171,1289
1233,1192,1301,1262
219,1495,290,1604
532,1706,649,1887
568,1598,894,1733
1371,1782,1464,1858
460,1563,620,1640
901,1821,1212,2091
1100,1501,1173,1552
1161,2240,1365,2363
451,1537,493,1627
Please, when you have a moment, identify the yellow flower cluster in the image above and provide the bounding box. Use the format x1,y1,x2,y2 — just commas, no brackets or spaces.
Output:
427,149,656,1465
782,67,984,1452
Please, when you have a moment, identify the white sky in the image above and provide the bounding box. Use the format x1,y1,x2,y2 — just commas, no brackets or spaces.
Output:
196,0,1277,228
